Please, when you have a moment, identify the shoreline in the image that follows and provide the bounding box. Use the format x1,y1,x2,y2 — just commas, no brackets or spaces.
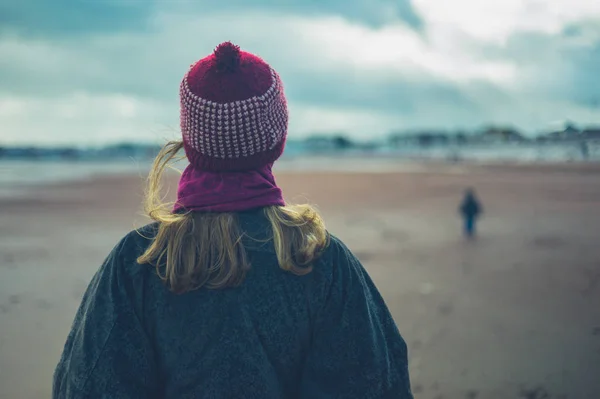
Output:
1,157,600,192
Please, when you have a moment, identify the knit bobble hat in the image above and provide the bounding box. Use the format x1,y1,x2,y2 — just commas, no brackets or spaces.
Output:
180,42,288,172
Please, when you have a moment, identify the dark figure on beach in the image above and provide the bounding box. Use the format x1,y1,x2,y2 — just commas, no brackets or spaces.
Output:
460,188,482,238
53,42,413,399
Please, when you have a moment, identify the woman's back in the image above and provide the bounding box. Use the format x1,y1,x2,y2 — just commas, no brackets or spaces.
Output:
54,210,412,398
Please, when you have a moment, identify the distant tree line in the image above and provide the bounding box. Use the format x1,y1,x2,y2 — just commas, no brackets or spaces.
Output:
1,123,599,160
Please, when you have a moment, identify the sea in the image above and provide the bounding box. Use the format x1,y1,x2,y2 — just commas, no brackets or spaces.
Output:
0,142,597,198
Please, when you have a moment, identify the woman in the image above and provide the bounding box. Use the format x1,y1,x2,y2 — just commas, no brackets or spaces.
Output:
53,42,413,399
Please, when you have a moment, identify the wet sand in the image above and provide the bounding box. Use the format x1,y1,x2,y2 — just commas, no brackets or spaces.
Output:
1,162,599,398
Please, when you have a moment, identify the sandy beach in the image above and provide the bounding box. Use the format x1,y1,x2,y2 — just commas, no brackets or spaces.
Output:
1,161,600,399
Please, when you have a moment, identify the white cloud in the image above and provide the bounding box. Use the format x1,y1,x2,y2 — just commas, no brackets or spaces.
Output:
285,15,517,84
413,0,600,45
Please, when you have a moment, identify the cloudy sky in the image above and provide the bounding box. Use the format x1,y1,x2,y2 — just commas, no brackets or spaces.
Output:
1,0,600,145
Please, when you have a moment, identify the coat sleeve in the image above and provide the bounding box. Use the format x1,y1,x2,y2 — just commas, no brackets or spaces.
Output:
53,235,159,399
300,237,413,399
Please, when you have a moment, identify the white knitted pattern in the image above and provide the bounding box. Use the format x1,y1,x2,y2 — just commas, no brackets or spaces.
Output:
180,68,288,159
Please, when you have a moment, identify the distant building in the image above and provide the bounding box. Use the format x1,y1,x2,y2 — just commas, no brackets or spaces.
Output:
331,135,355,150
304,134,355,151
388,131,450,147
453,132,469,145
581,127,600,141
564,122,580,136
476,126,526,143
539,121,581,141
59,148,80,160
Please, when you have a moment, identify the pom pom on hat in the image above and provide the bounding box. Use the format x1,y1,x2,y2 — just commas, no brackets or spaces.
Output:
214,41,241,73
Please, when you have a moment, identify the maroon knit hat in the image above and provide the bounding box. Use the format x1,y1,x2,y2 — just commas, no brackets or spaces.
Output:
180,42,288,172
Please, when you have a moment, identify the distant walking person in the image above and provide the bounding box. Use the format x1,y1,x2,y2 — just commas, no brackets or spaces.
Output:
52,42,413,398
460,188,482,238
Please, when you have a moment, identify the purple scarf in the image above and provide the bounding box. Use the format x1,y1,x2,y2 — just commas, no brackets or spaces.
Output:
173,163,285,213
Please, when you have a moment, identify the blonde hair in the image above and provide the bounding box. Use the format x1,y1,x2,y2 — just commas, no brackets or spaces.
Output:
137,141,329,294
